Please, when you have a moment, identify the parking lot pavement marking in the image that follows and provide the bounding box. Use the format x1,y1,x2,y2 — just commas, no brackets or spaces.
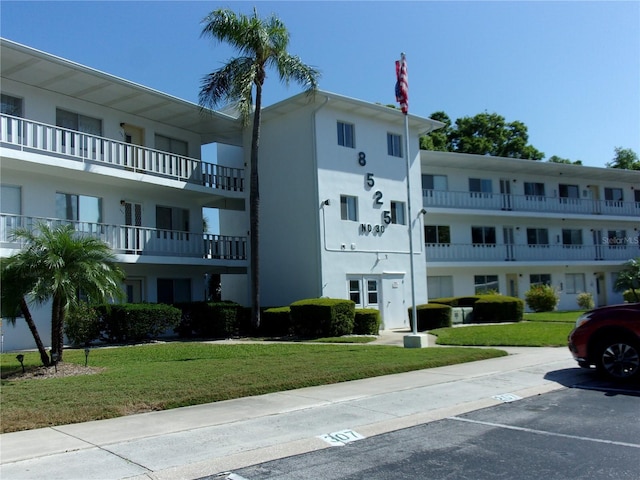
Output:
318,429,365,446
492,393,523,403
448,416,640,449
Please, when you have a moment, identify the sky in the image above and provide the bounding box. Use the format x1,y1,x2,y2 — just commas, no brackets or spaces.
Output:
1,0,638,169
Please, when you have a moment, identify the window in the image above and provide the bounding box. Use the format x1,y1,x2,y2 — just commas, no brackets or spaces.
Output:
604,187,623,206
337,121,355,148
562,229,583,246
56,109,102,135
390,201,406,225
366,280,379,305
56,193,102,224
606,230,627,248
422,174,448,191
475,275,499,294
157,278,191,303
1,94,23,116
155,134,188,156
471,226,496,246
387,133,402,157
559,184,579,200
469,178,492,197
1,184,21,215
428,276,453,299
524,182,545,197
348,279,361,304
526,228,549,246
340,195,358,221
425,225,450,245
156,206,189,232
530,274,551,286
565,273,585,294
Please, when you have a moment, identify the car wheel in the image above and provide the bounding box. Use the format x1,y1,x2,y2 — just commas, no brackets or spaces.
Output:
596,338,640,381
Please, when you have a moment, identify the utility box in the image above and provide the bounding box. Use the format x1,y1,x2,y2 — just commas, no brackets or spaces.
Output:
451,307,473,324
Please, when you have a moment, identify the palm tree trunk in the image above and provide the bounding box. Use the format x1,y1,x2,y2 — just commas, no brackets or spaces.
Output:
19,297,50,366
51,295,63,362
250,80,263,330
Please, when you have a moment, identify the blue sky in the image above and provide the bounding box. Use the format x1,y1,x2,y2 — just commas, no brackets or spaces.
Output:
1,1,638,168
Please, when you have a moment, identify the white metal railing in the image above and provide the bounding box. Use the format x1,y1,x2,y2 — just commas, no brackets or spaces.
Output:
0,114,244,192
0,214,247,261
425,242,639,262
423,189,639,217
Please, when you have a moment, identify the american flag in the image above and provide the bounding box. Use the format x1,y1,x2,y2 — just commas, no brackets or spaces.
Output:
395,53,408,114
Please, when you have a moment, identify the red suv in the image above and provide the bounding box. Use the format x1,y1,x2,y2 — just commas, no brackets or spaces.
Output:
568,303,640,381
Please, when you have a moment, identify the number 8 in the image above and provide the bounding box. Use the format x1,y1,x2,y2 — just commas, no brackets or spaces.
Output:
358,152,366,166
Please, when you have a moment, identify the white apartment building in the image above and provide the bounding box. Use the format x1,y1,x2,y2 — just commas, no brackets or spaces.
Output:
219,92,442,330
2,38,638,350
421,151,640,310
1,39,248,351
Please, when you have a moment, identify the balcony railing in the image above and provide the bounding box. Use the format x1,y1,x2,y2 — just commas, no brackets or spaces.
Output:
425,242,639,263
0,214,247,261
423,189,639,217
0,114,244,192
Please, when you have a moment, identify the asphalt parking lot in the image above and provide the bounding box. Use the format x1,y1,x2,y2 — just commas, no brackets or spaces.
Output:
222,377,640,480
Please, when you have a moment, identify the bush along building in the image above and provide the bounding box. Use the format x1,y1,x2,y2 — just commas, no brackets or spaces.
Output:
2,38,639,350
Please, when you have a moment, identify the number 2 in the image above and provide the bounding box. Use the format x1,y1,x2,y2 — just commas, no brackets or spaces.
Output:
374,191,383,205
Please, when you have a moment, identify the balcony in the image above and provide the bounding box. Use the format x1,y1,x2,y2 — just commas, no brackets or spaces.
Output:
0,214,247,262
425,242,639,263
0,114,244,192
423,189,639,217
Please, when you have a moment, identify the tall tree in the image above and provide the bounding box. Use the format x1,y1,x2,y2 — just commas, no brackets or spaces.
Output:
420,111,451,151
607,147,639,170
547,155,582,165
6,223,124,362
199,8,320,328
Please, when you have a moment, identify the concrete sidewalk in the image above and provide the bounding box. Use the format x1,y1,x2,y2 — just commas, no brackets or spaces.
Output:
0,333,587,480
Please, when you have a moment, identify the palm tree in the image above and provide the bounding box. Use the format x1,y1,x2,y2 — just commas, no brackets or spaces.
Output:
6,223,125,362
199,8,320,328
1,258,51,365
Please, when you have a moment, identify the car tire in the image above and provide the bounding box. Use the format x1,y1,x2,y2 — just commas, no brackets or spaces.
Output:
595,337,640,381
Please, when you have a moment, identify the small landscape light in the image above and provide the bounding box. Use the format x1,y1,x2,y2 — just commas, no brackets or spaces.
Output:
16,354,25,373
51,351,59,373
84,348,90,367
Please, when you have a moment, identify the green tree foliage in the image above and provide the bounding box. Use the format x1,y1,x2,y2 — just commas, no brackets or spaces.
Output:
421,111,544,160
524,284,559,312
547,155,582,165
4,223,124,363
199,8,320,328
607,147,640,170
614,258,640,301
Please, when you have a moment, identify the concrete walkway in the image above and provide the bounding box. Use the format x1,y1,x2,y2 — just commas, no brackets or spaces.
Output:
0,332,587,480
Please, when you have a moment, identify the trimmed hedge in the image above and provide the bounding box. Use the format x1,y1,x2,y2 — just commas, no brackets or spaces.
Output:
95,303,181,343
409,303,452,331
261,307,291,336
290,298,355,338
473,295,524,323
174,301,241,338
354,308,381,335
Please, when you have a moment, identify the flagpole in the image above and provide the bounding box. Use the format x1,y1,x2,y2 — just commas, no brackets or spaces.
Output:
404,111,418,337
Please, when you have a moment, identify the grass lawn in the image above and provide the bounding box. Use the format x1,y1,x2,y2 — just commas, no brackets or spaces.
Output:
523,310,585,323
0,342,506,433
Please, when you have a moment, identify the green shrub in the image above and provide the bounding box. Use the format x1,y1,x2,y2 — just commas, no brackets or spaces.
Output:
525,284,559,312
290,298,355,338
96,303,181,343
64,302,100,346
261,307,291,336
353,308,381,335
429,297,459,307
175,302,241,338
473,295,524,323
576,292,595,310
409,303,452,331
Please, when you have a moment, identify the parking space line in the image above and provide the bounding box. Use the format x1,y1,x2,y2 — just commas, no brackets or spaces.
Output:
448,417,640,449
